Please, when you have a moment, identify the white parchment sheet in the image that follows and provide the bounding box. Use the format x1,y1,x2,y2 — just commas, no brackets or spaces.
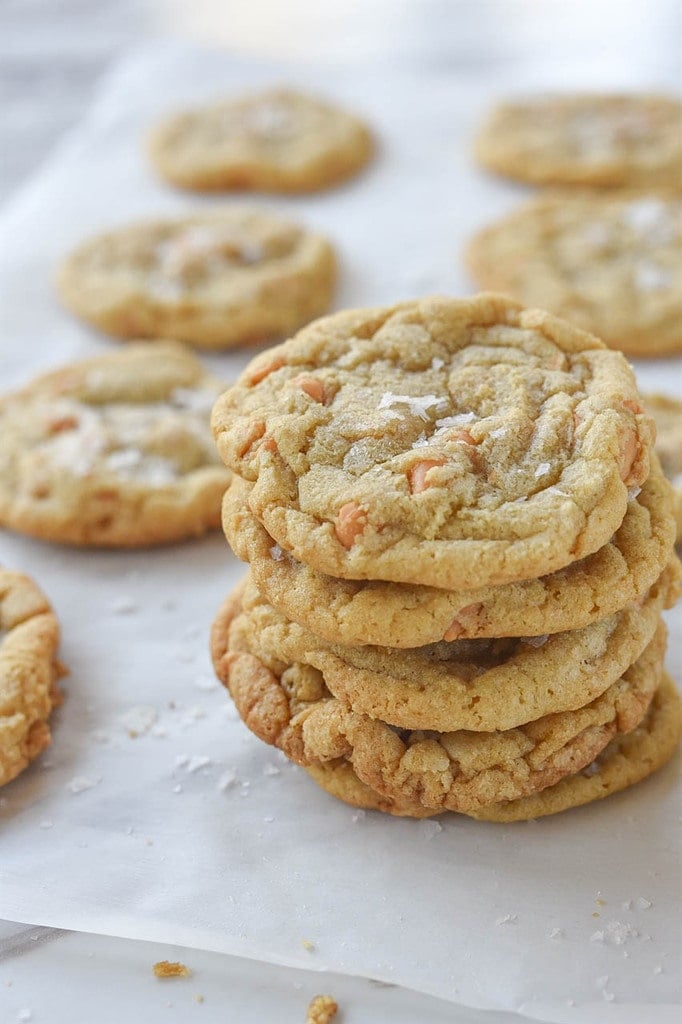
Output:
0,44,680,1024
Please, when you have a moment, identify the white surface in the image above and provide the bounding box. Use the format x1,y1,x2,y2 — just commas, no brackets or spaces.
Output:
0,921,518,1024
0,41,680,1024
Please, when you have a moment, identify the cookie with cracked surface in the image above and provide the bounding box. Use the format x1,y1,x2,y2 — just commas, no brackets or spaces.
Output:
232,566,678,732
148,88,373,193
56,208,336,350
467,194,682,358
0,342,230,547
474,94,682,190
305,675,681,821
213,294,654,589
222,458,676,645
0,570,65,787
211,583,666,813
645,393,682,544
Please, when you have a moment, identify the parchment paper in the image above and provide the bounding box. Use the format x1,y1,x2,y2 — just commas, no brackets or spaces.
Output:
0,43,679,1024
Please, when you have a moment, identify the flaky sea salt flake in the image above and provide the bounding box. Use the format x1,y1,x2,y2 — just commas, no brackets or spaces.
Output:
378,392,448,421
218,769,238,791
67,775,101,795
417,820,442,841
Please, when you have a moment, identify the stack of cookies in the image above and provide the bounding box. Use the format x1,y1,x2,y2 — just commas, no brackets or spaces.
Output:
210,294,681,821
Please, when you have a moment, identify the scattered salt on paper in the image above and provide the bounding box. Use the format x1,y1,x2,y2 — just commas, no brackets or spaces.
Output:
218,769,238,791
417,820,442,841
67,776,101,795
121,705,157,736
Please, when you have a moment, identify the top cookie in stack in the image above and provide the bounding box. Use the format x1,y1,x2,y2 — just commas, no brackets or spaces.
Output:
211,293,680,820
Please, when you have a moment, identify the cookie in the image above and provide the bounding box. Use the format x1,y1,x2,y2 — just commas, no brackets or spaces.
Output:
645,393,682,544
57,209,336,350
0,570,65,787
211,583,665,812
474,94,682,190
212,295,654,590
305,761,436,818
148,88,373,193
305,675,681,821
233,566,677,732
466,194,682,358
0,342,230,547
222,458,676,645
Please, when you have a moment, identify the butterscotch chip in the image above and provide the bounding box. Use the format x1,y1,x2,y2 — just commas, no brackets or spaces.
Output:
645,394,682,544
148,88,373,193
0,342,230,547
222,458,676,645
474,94,682,189
0,570,64,787
466,193,682,358
305,994,338,1024
213,295,654,590
152,961,192,979
305,676,681,822
56,208,336,350
211,582,667,813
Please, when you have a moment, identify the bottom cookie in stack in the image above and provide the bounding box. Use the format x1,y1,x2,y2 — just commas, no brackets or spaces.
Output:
210,572,680,822
305,677,681,821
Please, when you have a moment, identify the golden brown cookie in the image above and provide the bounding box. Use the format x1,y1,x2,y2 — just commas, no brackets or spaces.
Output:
56,208,336,350
223,567,677,732
148,87,373,193
0,570,65,787
211,582,666,813
213,295,654,590
466,193,682,358
645,393,682,544
222,458,676,645
474,94,682,190
0,342,230,547
305,675,681,821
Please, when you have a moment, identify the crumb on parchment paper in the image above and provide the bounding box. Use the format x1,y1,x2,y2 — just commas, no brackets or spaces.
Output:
305,994,338,1024
152,960,192,979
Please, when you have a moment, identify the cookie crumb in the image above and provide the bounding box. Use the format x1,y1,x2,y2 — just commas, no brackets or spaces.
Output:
194,993,205,1003
305,994,337,1024
301,939,315,952
153,961,192,979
